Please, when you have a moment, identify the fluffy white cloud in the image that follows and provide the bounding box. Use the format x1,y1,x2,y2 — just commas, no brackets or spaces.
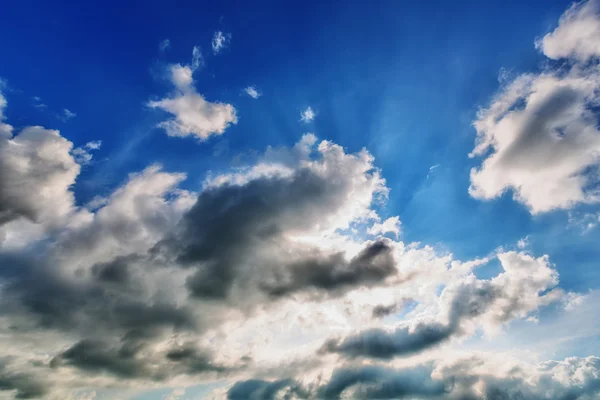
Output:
148,54,237,141
368,216,401,238
537,0,600,62
469,2,600,214
62,108,76,121
0,124,80,227
212,31,231,54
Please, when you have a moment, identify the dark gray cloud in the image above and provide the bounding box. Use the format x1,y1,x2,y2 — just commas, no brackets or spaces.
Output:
227,378,307,400
322,322,454,360
0,253,196,336
260,241,396,298
51,338,154,380
0,359,47,399
157,165,395,301
164,343,227,374
229,356,600,400
324,253,558,360
371,304,398,319
318,364,445,399
51,337,229,381
91,255,136,284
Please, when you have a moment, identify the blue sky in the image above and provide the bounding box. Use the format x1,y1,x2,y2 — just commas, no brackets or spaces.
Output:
1,0,600,399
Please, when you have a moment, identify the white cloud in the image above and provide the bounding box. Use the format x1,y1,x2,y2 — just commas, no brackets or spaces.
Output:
159,39,171,53
148,51,237,141
469,2,600,213
300,106,315,123
71,140,102,165
536,0,600,62
368,216,401,238
0,125,80,227
62,108,76,121
244,85,261,99
212,31,231,54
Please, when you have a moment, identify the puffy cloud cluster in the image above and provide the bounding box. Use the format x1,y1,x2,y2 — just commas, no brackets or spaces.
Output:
0,95,81,229
148,49,237,140
1,3,600,392
227,355,600,399
469,0,600,214
323,251,561,359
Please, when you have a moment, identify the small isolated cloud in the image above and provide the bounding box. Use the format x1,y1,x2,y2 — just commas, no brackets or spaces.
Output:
300,106,315,123
212,31,231,54
368,216,401,238
72,140,102,165
62,108,76,121
244,86,261,99
148,48,237,141
159,39,171,53
191,45,203,71
32,96,47,109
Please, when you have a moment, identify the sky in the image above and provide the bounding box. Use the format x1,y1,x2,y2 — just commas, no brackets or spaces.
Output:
1,0,600,399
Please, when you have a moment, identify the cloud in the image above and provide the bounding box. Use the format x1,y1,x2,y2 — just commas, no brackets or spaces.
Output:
227,379,305,400
62,108,76,121
229,355,600,399
72,140,102,165
0,124,80,227
536,0,600,62
191,46,203,71
324,251,562,359
159,39,171,53
469,0,600,214
0,85,594,399
367,216,401,238
244,86,261,99
300,106,315,123
157,135,389,301
148,52,237,140
212,31,231,54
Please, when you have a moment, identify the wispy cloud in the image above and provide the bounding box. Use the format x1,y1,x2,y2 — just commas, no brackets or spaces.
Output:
61,108,76,121
212,31,231,54
159,39,171,53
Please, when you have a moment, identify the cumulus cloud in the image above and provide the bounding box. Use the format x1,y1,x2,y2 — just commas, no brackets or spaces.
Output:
0,123,80,227
244,86,261,99
148,50,237,140
536,0,600,62
469,0,600,214
230,355,600,399
212,31,231,54
157,135,390,301
0,77,596,399
367,216,401,238
324,251,562,359
300,106,315,123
